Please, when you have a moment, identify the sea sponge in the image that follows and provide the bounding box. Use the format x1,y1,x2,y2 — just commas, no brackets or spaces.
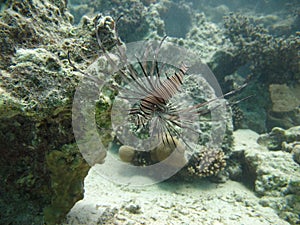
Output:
187,147,226,177
118,135,187,168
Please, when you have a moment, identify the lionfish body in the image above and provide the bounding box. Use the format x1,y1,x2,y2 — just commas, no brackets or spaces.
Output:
128,63,188,129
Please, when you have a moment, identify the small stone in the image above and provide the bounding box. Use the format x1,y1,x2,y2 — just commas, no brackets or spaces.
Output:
125,203,142,214
292,145,300,164
119,145,135,163
178,208,189,215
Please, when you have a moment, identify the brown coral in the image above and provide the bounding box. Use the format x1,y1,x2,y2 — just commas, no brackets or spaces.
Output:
187,148,226,177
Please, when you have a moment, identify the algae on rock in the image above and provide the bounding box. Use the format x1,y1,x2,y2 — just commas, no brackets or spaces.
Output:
44,144,90,225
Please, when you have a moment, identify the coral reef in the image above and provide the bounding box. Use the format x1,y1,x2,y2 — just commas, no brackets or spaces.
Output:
4,0,299,223
69,0,149,42
69,0,228,62
67,1,299,134
209,12,300,132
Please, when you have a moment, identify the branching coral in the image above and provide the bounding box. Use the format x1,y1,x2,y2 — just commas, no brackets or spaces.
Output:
223,13,300,84
209,12,300,132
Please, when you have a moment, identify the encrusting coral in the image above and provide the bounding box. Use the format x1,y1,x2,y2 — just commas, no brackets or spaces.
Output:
44,144,90,224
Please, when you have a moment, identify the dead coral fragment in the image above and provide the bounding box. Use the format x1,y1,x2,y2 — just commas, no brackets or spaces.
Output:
188,148,226,177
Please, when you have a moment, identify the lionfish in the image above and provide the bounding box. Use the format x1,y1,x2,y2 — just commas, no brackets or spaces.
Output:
69,14,249,158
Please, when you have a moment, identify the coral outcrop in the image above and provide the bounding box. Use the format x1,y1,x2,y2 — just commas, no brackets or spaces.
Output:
257,126,300,151
222,13,299,84
244,147,300,224
257,126,300,166
233,129,300,224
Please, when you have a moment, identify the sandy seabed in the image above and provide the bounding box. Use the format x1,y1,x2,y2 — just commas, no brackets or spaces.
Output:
65,130,288,225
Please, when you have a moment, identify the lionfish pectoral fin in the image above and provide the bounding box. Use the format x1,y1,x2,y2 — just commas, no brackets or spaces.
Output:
229,94,255,106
